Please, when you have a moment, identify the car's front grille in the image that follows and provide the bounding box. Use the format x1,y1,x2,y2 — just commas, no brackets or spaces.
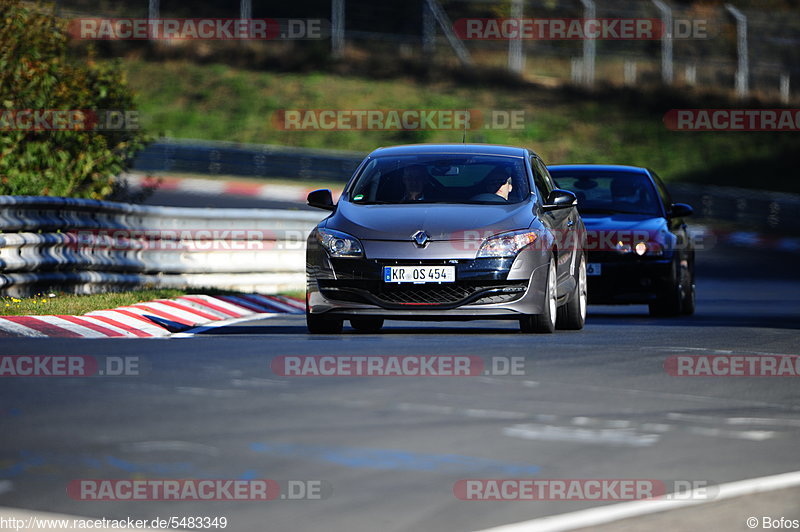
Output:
318,280,527,308
378,284,477,305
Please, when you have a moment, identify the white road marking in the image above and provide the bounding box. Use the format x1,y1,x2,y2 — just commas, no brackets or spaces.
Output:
726,417,800,428
503,424,660,447
119,441,220,456
472,469,800,532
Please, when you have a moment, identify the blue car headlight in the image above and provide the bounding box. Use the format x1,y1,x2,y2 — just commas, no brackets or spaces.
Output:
477,230,538,258
317,228,364,258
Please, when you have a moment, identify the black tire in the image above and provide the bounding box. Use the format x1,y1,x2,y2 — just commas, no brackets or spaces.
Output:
350,318,384,332
681,283,696,315
649,259,682,317
306,312,343,334
556,254,587,330
680,265,696,316
520,258,556,334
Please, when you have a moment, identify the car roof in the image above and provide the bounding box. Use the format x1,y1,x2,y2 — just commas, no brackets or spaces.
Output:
547,164,651,175
368,144,532,158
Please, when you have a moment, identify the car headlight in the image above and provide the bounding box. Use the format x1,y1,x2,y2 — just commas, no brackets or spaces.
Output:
317,228,364,258
616,240,664,257
477,230,538,258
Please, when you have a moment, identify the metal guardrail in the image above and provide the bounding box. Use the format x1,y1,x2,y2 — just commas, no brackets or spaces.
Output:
133,138,364,181
0,196,325,296
669,184,800,235
134,139,800,235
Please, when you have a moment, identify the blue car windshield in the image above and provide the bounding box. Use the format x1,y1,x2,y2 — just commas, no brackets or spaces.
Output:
550,170,661,216
347,155,531,205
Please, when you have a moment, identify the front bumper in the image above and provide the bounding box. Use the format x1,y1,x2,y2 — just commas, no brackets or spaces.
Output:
586,254,673,304
307,255,550,319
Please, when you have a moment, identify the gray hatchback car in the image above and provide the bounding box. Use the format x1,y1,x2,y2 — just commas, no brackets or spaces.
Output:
305,144,587,333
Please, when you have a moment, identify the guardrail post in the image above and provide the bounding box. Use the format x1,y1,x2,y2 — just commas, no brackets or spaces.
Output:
508,0,525,75
624,60,637,86
571,58,583,84
685,63,696,85
331,0,345,58
651,0,674,84
422,0,435,55
579,0,595,87
148,0,159,20
239,0,252,41
780,73,790,104
725,4,749,99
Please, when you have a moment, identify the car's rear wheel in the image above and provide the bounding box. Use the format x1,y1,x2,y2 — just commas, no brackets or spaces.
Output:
556,254,587,330
350,318,384,332
520,258,556,334
306,311,343,334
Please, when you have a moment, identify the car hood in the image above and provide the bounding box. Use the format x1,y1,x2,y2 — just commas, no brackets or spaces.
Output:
327,201,534,241
580,213,666,233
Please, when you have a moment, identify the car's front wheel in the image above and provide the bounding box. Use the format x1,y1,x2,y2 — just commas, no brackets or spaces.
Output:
649,258,683,317
306,311,343,334
520,258,557,334
556,254,587,330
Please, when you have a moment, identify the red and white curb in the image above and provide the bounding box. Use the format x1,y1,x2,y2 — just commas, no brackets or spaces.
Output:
0,294,305,338
121,173,340,203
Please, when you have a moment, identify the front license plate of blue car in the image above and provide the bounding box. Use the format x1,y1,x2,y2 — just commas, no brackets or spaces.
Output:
383,266,456,284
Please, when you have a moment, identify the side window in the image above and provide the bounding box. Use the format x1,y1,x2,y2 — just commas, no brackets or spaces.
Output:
529,157,554,198
649,169,672,210
537,159,557,194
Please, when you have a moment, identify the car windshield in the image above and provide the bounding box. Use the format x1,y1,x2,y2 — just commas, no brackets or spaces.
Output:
347,154,530,205
550,170,661,216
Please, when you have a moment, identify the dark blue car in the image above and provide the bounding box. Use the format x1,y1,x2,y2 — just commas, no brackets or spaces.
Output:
548,164,695,317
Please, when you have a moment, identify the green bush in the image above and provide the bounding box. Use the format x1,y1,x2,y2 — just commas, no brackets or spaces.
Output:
0,0,146,198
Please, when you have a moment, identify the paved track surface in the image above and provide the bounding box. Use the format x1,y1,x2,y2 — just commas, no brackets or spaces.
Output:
0,238,798,531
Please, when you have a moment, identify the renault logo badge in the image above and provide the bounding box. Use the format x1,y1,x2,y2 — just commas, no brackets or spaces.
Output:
412,230,429,247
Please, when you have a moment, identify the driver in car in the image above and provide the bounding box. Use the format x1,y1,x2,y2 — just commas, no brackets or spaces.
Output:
471,167,514,202
400,164,431,201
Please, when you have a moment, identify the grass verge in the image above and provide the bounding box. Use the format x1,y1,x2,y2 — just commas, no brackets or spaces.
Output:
121,59,800,192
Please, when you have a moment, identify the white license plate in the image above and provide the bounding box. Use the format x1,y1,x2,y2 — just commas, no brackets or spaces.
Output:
383,265,455,284
587,263,602,276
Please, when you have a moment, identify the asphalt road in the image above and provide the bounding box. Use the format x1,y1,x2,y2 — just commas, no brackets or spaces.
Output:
0,241,798,531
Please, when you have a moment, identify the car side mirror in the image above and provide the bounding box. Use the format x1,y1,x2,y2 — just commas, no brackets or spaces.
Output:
542,189,577,212
307,189,336,211
670,203,693,217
